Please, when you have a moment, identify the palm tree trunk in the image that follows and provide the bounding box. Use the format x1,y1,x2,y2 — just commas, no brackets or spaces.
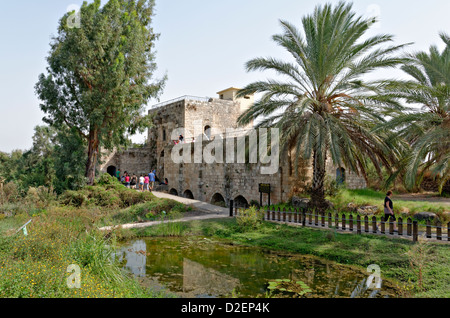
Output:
310,148,328,212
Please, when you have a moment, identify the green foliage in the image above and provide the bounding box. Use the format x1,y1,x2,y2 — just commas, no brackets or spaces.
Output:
376,33,450,194
267,279,312,297
0,125,87,197
236,1,408,210
0,205,170,298
110,198,189,225
236,206,265,231
35,0,166,184
59,182,155,209
69,232,123,283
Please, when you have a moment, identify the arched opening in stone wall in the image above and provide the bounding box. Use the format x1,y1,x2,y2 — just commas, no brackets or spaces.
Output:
336,167,346,185
204,125,211,140
107,166,117,178
234,195,249,208
169,188,179,196
211,193,226,207
183,190,194,200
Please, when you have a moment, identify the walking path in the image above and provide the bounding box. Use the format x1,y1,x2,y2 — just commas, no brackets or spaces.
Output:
98,192,449,243
98,191,229,231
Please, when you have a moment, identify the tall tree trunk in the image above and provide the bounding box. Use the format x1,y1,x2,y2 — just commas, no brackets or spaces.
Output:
86,128,99,186
310,147,328,212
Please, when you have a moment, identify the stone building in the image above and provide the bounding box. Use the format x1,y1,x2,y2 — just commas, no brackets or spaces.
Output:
100,87,367,207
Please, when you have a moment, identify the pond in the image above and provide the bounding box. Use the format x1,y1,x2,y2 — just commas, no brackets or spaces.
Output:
115,237,401,298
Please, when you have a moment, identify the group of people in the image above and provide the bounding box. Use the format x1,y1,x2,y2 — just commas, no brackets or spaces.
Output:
173,134,184,145
115,169,168,192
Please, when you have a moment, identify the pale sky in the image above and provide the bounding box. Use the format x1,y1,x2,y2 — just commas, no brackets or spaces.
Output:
0,0,449,153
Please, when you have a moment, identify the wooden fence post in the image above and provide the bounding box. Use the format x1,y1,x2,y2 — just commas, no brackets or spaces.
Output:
321,212,325,227
272,206,276,221
413,221,418,242
364,216,369,233
380,216,385,234
407,218,412,236
266,207,270,221
357,215,361,234
282,209,286,223
229,200,234,217
277,207,281,222
372,216,377,233
342,214,346,231
294,208,298,223
349,214,353,232
388,218,393,235
436,222,442,241
314,210,319,226
335,213,339,229
398,217,403,236
302,209,306,227
426,220,432,239
288,208,292,223
308,210,312,225
448,222,450,242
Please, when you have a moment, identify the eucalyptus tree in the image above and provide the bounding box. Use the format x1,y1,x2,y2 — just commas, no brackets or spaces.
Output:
237,2,408,210
377,33,450,194
35,0,165,185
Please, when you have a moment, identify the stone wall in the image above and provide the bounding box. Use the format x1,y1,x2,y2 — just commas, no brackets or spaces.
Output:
101,94,367,204
100,147,154,177
163,140,291,207
325,157,367,190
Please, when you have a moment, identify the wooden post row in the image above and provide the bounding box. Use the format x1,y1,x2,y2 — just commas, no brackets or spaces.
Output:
426,220,432,239
372,216,377,234
413,221,418,242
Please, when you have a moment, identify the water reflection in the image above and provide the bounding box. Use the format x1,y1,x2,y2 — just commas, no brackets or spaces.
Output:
116,240,147,277
116,237,400,298
183,259,240,297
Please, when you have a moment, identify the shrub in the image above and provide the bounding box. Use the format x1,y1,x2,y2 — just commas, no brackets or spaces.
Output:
96,173,120,186
0,182,21,204
25,186,56,209
236,206,264,231
60,190,90,207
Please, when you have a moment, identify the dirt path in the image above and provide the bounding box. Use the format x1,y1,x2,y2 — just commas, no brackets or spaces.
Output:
99,191,229,231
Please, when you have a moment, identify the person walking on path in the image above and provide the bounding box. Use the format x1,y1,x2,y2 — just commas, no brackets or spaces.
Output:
125,173,130,188
139,175,144,191
144,174,150,191
130,174,137,189
149,170,156,191
384,191,397,231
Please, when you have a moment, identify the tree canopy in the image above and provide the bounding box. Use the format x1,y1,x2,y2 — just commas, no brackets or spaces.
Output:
35,0,165,185
237,1,409,209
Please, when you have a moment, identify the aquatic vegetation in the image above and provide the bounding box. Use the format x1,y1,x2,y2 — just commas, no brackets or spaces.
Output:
267,279,312,297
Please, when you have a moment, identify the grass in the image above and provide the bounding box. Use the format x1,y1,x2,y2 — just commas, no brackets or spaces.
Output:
267,188,450,225
0,175,184,298
331,188,449,214
1,175,448,298
132,217,450,298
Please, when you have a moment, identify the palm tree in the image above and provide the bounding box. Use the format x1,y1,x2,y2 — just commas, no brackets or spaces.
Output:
236,2,408,210
377,33,450,194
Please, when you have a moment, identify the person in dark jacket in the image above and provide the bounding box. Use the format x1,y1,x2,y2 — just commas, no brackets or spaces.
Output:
384,191,397,231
